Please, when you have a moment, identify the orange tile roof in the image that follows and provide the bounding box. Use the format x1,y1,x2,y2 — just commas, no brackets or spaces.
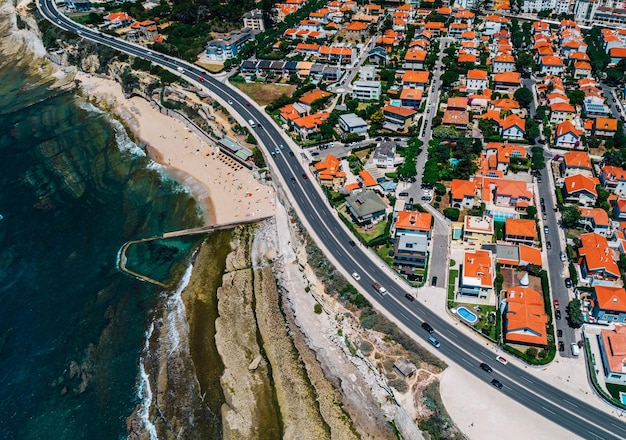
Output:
467,69,488,80
505,218,537,238
404,48,427,61
492,98,520,110
314,153,341,174
299,89,331,105
609,47,626,58
359,170,377,187
600,327,626,375
540,55,564,67
505,286,548,346
555,121,583,139
458,52,478,63
395,211,433,232
382,105,417,117
579,207,610,226
107,12,132,21
519,244,542,266
447,97,468,109
451,179,477,200
455,9,475,19
425,21,445,30
346,21,368,31
494,178,533,200
574,61,592,70
602,165,626,181
501,114,525,131
402,70,430,84
595,117,618,131
564,151,592,169
344,182,360,193
293,111,329,129
319,46,353,56
295,42,320,52
279,103,303,122
400,87,423,101
442,110,469,126
564,174,599,197
494,72,521,84
463,249,493,287
550,102,575,113
595,286,626,312
579,233,620,276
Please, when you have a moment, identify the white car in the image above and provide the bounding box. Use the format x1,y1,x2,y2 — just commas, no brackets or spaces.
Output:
496,355,508,365
352,272,361,281
227,100,233,105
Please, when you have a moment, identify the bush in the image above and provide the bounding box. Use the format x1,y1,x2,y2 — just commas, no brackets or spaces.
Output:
526,347,538,358
359,340,374,354
314,303,323,314
443,207,460,221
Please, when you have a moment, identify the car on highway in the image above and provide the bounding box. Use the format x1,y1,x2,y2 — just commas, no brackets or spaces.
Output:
289,151,294,157
495,355,508,365
245,101,251,106
565,278,573,288
546,241,551,250
404,293,415,302
556,310,562,320
352,272,361,281
491,379,503,389
480,363,493,373
421,322,434,334
227,100,233,105
349,240,356,246
199,77,205,82
302,173,308,180
559,341,565,352
428,336,441,348
279,144,284,149
290,177,296,184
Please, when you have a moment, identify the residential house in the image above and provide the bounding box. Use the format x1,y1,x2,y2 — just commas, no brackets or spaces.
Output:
442,110,470,130
609,47,626,65
549,102,576,124
463,215,495,245
578,233,621,285
351,80,381,100
243,9,265,31
614,198,626,221
358,170,377,189
450,179,479,208
595,117,619,138
574,61,592,78
313,154,346,189
579,207,611,235
104,12,133,27
393,211,433,269
345,21,369,39
598,326,626,385
492,53,516,73
466,69,489,92
519,244,544,267
505,218,537,245
299,89,331,110
318,45,356,64
344,190,387,225
279,102,308,124
459,249,494,299
500,114,526,141
373,141,398,169
292,111,329,139
491,98,521,115
583,94,610,118
592,286,626,323
601,165,626,197
491,179,534,210
447,97,469,111
560,151,594,178
401,70,430,89
493,72,521,92
539,56,565,75
554,121,583,149
503,286,548,347
381,105,416,131
399,88,423,108
339,113,368,135
484,14,509,35
404,48,427,70
563,174,599,206
484,143,527,173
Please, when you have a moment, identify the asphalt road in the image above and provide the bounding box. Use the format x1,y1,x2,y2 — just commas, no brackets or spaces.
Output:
37,3,626,437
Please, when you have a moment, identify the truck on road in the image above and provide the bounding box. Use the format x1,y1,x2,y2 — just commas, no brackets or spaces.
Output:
372,282,387,296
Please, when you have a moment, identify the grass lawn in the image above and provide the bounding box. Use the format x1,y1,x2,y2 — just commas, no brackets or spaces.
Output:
232,82,297,106
376,244,394,266
359,221,387,242
196,61,224,73
448,269,458,304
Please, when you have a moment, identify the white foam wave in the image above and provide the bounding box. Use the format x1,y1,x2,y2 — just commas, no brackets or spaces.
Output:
136,322,158,440
164,264,193,356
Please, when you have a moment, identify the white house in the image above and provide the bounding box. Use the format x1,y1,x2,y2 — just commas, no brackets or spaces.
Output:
351,80,381,100
554,121,583,148
466,69,488,92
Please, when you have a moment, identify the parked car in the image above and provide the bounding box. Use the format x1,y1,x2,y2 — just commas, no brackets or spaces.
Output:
565,278,573,288
559,341,565,352
491,379,503,389
546,241,552,250
554,299,560,309
556,310,562,320
399,192,409,197
480,363,493,373
544,226,549,234
431,276,438,286
560,252,567,262
557,329,563,337
421,322,434,334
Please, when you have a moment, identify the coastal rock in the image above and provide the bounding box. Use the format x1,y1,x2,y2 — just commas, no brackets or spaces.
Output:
248,355,262,371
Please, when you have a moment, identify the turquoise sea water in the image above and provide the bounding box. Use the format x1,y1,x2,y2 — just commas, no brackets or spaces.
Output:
0,62,202,439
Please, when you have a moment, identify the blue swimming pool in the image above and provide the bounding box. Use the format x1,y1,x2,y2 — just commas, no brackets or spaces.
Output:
457,306,478,324
620,392,626,405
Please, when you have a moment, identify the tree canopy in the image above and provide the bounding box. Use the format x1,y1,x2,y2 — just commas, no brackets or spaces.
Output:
514,87,533,108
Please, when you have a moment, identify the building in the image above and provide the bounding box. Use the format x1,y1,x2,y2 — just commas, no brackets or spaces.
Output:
503,286,548,347
549,102,576,124
381,105,416,131
344,190,387,225
539,56,566,75
450,179,478,208
351,80,381,100
561,151,594,178
592,286,626,323
243,9,265,32
373,141,398,169
463,215,495,245
563,174,599,206
401,70,430,89
595,117,619,138
399,88,423,108
600,165,626,196
598,326,626,385
459,249,494,299
578,233,620,285
505,218,537,245
205,29,253,61
500,114,526,141
554,121,583,149
339,113,368,135
393,210,433,238
393,211,433,268
578,207,611,235
313,154,346,189
493,72,521,92
492,53,515,73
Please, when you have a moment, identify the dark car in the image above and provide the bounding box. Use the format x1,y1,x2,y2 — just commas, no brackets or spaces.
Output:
302,174,308,180
546,241,552,250
559,341,565,352
480,363,493,373
431,276,438,286
289,151,294,156
245,101,251,106
405,293,415,302
491,379,503,389
556,310,562,320
290,177,296,184
565,278,573,288
540,198,545,205
557,329,563,337
421,322,434,334
349,240,356,247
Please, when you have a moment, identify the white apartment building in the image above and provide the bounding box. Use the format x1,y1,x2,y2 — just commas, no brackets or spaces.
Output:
243,9,265,32
351,80,382,100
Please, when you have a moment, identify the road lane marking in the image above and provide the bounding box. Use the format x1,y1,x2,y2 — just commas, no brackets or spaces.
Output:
520,376,533,383
610,422,626,433
540,406,556,415
563,398,578,408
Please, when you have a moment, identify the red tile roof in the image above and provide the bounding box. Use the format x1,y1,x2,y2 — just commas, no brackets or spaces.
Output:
395,211,433,232
505,286,548,346
505,218,537,239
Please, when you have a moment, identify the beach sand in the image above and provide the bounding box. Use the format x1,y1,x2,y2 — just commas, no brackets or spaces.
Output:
75,72,275,226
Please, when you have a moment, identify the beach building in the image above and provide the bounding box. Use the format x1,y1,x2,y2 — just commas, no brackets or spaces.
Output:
459,249,494,299
502,286,548,347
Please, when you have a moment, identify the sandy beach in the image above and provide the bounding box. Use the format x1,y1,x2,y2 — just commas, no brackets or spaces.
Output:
75,72,275,226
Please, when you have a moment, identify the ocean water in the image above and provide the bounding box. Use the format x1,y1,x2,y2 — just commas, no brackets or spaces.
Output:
0,61,204,438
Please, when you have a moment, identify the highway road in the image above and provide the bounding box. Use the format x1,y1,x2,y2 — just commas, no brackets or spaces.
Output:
37,2,626,437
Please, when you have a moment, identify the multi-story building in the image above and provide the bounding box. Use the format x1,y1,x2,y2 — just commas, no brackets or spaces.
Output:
351,80,381,100
503,286,548,347
243,9,265,32
459,249,494,299
205,29,253,61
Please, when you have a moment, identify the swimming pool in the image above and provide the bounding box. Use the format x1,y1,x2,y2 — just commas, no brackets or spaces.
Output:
457,306,478,324
620,392,626,405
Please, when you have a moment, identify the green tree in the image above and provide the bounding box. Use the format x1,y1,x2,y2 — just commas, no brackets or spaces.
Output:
515,51,535,71
514,87,534,108
567,299,585,328
443,207,460,221
526,205,537,219
370,109,385,127
526,118,540,141
566,89,585,106
561,205,582,228
531,146,545,170
440,69,459,88
534,105,547,120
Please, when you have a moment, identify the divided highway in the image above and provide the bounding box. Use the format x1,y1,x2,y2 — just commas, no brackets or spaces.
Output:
37,2,626,437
